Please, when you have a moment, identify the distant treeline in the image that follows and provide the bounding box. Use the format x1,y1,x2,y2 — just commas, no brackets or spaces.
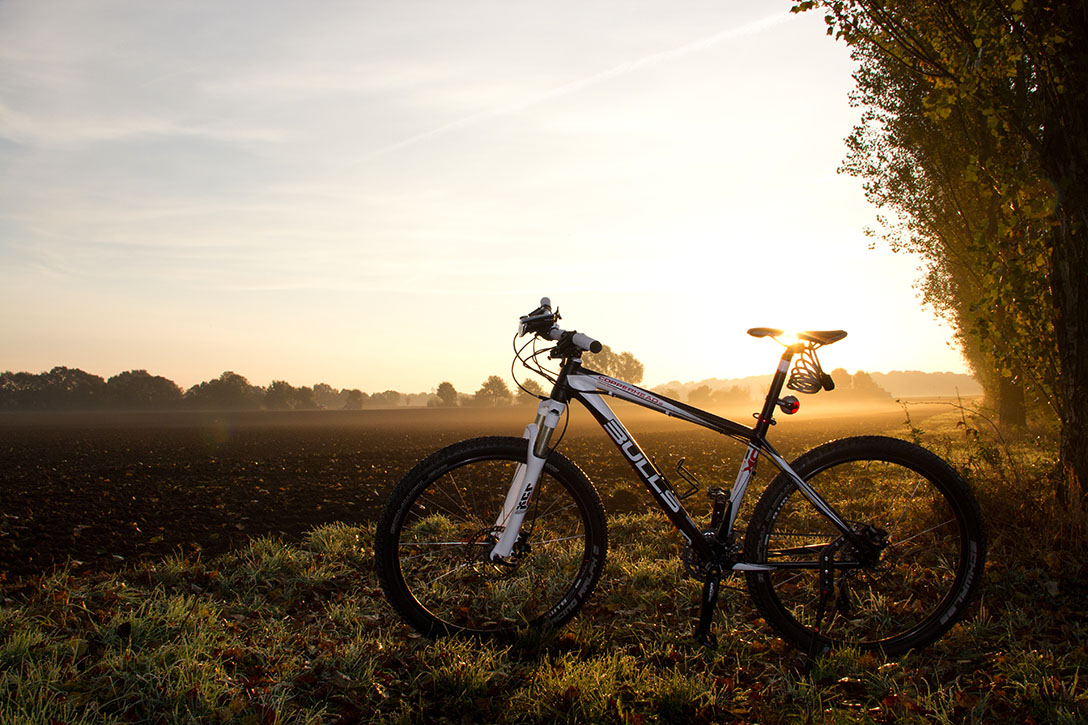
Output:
655,369,979,402
0,364,901,413
0,367,544,412
653,369,894,404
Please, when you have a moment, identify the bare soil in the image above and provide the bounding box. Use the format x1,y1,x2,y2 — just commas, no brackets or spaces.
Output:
0,402,925,585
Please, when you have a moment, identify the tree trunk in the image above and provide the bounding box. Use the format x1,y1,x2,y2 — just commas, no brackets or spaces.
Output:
997,375,1026,430
1040,2,1088,508
1051,216,1088,508
1043,4,1088,506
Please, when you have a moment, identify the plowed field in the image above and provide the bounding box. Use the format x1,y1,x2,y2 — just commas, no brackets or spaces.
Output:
1,402,922,584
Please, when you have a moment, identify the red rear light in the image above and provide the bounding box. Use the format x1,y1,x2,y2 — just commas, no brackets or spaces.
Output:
777,396,800,415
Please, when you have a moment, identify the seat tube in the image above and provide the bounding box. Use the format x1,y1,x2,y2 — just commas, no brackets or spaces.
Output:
753,345,799,438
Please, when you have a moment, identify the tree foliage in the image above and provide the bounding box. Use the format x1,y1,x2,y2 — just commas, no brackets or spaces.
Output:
516,378,546,404
800,0,1088,502
840,36,1049,424
688,384,750,407
473,375,513,407
106,370,183,409
368,390,402,408
434,381,459,407
342,389,367,410
264,380,319,411
0,367,549,412
0,367,107,410
829,369,893,400
185,372,263,410
584,345,645,384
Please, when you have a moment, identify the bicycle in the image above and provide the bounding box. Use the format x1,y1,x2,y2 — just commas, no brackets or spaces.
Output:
374,298,986,655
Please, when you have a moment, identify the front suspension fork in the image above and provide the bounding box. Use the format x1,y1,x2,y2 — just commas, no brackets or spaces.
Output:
488,399,566,560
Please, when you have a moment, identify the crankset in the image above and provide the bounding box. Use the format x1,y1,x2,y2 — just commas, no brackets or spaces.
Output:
682,531,737,583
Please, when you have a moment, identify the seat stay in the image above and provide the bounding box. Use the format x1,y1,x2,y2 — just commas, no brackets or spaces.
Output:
562,367,864,558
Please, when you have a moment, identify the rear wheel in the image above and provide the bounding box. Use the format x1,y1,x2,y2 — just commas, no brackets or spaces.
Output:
374,436,607,637
745,436,985,655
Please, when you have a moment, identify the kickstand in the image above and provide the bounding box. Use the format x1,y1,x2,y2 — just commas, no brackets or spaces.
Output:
694,570,722,648
806,537,846,663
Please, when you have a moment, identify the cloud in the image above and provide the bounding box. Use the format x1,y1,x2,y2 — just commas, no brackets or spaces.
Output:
197,62,457,100
360,12,793,159
0,101,286,146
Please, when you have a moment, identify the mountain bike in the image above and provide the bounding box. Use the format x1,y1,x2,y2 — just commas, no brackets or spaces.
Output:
374,298,986,654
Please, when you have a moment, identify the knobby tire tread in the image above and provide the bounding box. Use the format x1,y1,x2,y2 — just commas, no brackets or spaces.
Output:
744,435,986,655
374,436,607,639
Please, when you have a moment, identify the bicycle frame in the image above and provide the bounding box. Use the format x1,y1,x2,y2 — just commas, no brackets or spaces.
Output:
489,346,864,569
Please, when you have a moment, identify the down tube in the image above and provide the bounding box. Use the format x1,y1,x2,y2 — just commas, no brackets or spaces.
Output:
575,392,709,554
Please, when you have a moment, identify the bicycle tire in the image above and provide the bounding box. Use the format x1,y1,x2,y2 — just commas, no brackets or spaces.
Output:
745,436,985,655
374,436,607,638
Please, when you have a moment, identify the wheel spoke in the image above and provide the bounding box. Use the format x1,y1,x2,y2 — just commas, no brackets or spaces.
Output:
376,438,606,637
746,437,984,655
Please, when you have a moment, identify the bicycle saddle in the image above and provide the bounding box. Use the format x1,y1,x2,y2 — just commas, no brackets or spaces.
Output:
747,328,848,345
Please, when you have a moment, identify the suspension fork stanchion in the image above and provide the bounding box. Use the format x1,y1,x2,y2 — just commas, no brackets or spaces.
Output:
489,398,567,560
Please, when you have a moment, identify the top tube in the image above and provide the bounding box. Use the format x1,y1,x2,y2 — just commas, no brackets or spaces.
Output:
560,361,768,448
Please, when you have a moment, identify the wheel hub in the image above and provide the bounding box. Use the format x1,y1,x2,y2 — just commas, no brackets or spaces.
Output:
466,526,529,574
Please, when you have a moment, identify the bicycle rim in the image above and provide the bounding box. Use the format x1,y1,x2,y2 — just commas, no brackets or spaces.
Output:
752,454,978,653
392,450,597,635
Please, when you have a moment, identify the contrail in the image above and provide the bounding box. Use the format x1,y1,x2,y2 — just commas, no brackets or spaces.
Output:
361,11,793,159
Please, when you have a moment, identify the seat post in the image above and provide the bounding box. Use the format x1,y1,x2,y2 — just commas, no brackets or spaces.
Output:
754,344,801,438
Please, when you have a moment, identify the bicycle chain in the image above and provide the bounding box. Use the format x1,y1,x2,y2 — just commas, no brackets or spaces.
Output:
681,531,737,582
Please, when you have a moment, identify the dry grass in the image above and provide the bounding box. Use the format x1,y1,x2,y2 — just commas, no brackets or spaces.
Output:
2,404,1086,722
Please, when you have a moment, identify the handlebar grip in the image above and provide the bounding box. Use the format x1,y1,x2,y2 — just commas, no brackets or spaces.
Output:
573,332,603,354
543,328,602,354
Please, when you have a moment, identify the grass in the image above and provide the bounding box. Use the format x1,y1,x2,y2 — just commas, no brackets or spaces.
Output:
3,410,1088,723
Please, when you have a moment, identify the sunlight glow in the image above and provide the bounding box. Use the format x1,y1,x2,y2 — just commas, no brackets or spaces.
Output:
0,0,970,394
778,332,801,348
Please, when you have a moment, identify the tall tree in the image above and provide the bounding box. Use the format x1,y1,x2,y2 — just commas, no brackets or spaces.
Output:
184,371,262,410
41,367,107,409
343,389,367,410
0,371,44,410
801,0,1088,503
516,378,546,404
312,383,341,409
106,370,183,409
435,381,459,407
0,367,106,409
264,380,318,410
583,345,645,384
368,390,402,408
473,376,513,407
841,43,1045,426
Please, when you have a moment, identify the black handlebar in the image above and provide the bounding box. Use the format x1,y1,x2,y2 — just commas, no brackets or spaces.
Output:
519,297,603,355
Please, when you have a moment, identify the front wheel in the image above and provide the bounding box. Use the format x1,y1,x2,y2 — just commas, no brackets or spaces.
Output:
374,436,607,638
745,436,985,655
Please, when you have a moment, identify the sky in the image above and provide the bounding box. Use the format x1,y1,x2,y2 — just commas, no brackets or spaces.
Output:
0,0,968,395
